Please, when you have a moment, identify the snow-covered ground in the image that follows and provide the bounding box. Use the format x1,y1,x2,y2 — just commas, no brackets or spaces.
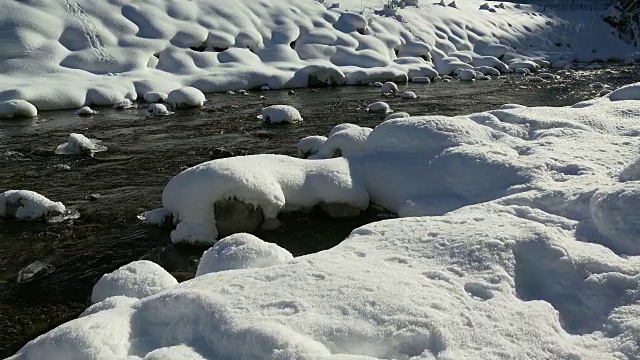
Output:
1,0,639,115
10,81,640,359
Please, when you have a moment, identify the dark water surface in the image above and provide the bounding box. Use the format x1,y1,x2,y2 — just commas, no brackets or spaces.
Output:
1,66,639,356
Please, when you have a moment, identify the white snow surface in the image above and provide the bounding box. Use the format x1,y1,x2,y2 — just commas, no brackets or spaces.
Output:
260,105,303,124
297,135,328,158
167,87,206,108
4,0,637,111
91,260,178,304
55,133,107,155
195,233,293,276
0,190,66,220
0,100,38,119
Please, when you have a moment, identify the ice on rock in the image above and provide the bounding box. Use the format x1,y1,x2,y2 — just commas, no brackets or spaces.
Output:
401,91,418,99
75,106,98,116
385,112,411,120
0,100,37,119
367,101,392,113
411,76,431,83
91,260,178,304
113,99,134,110
147,104,174,116
260,105,303,124
297,135,327,158
0,190,66,220
167,87,206,109
195,233,293,276
474,66,501,76
380,82,398,94
457,69,476,81
143,92,169,103
55,133,107,155
370,82,384,87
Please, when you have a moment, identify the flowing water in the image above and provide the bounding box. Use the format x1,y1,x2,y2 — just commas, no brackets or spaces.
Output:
1,66,639,356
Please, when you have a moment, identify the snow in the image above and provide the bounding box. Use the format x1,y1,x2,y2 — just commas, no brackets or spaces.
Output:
312,125,373,159
0,190,66,220
75,106,98,116
91,260,178,304
1,0,639,111
195,233,293,276
457,69,476,81
0,100,37,119
401,91,418,99
260,105,303,124
167,87,205,109
147,103,174,116
367,101,392,113
385,112,411,120
11,80,640,359
380,82,399,94
113,99,134,110
55,133,107,155
143,92,168,103
297,135,328,158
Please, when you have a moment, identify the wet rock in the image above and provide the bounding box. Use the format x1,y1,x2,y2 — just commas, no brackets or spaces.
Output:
214,198,264,237
209,147,234,159
30,148,54,156
287,90,297,95
319,202,363,218
261,218,282,230
17,261,55,283
86,194,101,201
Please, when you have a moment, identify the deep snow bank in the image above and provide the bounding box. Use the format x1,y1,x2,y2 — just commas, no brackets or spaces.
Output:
1,0,639,111
10,82,640,359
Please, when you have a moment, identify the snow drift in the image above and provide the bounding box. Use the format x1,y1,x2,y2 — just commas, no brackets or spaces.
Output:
2,0,639,111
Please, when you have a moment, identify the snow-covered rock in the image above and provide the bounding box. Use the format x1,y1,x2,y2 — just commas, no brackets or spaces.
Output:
260,105,303,124
91,260,178,304
367,101,391,113
55,133,107,155
168,87,206,109
457,69,476,81
385,112,411,120
75,106,98,116
147,103,174,116
143,92,168,103
113,99,134,110
312,125,373,159
195,233,293,276
0,190,66,220
412,76,431,83
401,91,418,99
380,82,398,94
0,100,37,119
297,135,327,158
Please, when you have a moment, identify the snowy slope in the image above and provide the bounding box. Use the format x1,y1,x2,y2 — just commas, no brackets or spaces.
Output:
10,84,640,359
1,0,638,112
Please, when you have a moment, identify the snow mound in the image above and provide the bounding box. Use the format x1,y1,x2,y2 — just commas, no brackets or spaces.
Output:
608,83,640,101
91,260,178,304
312,125,373,159
328,123,360,137
0,190,66,220
412,76,431,83
260,105,303,124
297,135,327,158
195,233,293,276
162,155,370,243
55,133,107,155
367,101,391,113
168,87,205,109
75,106,98,116
0,100,37,119
457,69,477,81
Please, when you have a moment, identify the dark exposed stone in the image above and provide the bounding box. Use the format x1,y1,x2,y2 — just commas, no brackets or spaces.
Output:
319,202,363,218
214,198,264,237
